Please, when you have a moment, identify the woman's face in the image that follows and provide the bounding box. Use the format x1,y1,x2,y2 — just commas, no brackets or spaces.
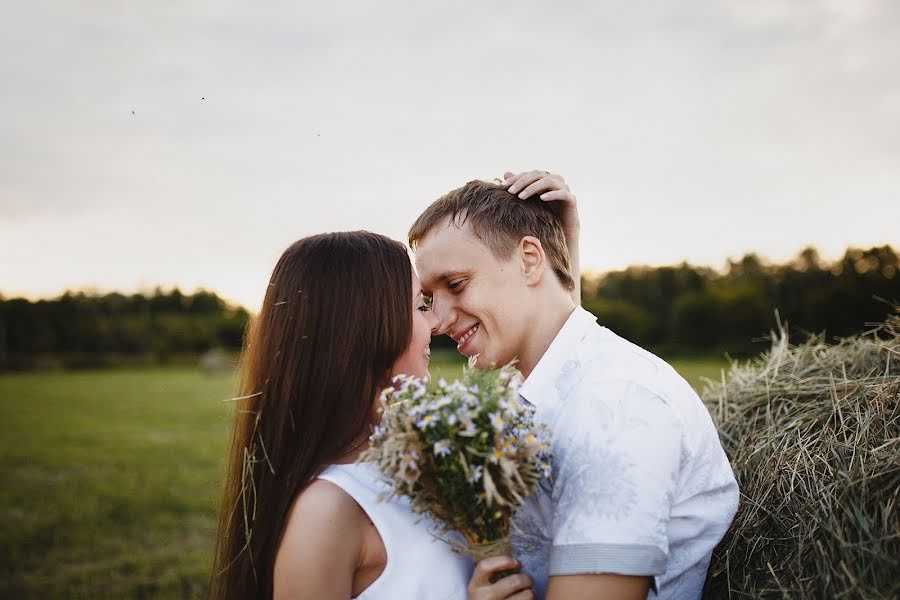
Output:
390,269,437,379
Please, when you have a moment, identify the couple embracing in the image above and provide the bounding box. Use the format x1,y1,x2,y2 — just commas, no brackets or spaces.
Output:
209,171,739,600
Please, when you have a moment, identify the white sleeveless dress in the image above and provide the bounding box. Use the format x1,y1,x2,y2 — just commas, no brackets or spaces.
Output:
318,461,473,600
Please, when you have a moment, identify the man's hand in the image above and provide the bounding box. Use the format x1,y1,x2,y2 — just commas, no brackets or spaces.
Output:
501,170,581,304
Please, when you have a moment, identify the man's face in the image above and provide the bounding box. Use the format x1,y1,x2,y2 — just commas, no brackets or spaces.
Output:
415,218,531,369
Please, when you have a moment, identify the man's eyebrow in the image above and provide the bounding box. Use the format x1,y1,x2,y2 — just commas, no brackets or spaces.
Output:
433,269,468,283
422,269,471,296
420,270,470,293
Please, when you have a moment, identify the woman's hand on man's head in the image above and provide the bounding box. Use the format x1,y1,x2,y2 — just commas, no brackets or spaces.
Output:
501,170,579,240
501,169,582,304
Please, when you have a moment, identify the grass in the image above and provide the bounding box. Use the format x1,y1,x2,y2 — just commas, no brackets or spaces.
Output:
1,356,726,598
0,368,236,598
667,356,730,389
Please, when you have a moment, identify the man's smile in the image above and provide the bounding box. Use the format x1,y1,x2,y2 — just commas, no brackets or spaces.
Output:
453,323,480,353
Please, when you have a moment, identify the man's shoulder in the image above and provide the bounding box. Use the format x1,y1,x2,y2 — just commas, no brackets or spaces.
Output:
571,326,693,402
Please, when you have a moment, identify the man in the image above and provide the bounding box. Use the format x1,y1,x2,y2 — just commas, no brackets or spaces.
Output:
409,171,738,599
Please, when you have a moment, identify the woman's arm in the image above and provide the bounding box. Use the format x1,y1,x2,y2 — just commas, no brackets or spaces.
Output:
502,170,581,305
274,480,364,599
467,556,535,600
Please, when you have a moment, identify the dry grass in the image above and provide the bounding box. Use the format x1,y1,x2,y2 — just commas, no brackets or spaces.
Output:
702,312,900,599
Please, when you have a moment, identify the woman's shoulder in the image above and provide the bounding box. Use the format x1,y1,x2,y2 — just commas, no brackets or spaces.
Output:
296,477,366,515
282,478,367,550
274,479,367,596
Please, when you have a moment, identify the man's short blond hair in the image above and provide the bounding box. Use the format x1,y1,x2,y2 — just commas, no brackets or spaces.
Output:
408,180,575,291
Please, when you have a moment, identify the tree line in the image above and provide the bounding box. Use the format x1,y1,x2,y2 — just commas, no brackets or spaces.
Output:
1,245,897,369
580,245,898,356
0,288,249,369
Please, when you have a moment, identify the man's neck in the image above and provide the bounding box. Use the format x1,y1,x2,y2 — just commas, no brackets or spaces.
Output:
516,295,578,379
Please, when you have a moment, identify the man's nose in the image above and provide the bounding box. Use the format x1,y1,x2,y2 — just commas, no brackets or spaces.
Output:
425,306,440,334
431,300,456,336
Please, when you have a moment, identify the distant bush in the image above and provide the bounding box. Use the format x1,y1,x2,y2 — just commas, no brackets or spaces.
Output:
0,288,249,370
584,245,900,355
582,298,653,343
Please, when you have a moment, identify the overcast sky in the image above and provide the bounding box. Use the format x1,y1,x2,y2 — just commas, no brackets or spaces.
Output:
2,0,898,310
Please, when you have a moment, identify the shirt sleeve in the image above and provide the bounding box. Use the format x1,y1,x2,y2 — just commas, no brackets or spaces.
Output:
547,378,684,581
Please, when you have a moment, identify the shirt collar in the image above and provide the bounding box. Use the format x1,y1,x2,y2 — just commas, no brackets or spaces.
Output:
518,306,598,406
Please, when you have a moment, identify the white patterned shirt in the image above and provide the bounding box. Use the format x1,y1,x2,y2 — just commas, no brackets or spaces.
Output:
511,307,738,599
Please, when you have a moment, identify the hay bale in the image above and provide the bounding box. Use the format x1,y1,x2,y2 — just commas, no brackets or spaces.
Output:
702,312,900,599
199,347,235,373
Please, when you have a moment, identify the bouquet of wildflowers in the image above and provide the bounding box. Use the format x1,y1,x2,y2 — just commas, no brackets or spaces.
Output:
361,361,552,562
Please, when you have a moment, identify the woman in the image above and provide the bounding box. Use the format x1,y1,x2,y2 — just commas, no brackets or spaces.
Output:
209,231,533,599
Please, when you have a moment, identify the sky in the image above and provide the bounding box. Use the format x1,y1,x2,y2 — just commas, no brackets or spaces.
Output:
2,0,898,310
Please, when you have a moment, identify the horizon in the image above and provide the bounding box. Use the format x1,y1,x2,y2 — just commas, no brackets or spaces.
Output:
3,241,894,311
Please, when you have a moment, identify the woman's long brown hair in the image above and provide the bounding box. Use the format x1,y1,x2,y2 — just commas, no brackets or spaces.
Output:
209,231,413,599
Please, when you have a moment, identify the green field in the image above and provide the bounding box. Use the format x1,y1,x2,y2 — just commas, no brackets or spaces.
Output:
1,356,727,598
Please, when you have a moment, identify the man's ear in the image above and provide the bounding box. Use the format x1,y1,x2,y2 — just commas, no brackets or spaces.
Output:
519,236,546,286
